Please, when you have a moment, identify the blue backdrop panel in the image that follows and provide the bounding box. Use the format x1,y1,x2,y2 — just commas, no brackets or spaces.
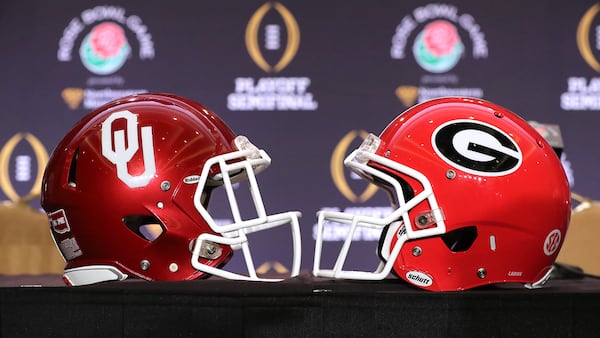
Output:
0,0,596,273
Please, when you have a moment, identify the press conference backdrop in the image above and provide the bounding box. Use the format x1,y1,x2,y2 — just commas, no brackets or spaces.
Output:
0,0,596,274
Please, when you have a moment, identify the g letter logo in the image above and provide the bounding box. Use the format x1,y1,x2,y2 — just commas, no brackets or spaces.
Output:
432,120,522,176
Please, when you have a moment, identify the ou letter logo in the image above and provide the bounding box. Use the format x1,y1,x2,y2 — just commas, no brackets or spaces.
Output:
432,120,522,176
102,110,156,188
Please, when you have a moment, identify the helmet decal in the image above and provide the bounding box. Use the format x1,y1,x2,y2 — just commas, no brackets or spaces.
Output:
432,119,522,176
405,270,433,287
57,236,83,260
48,209,71,234
543,229,562,256
101,110,157,188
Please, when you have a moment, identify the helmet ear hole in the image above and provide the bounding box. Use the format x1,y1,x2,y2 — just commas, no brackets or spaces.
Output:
139,223,165,242
441,226,477,252
122,215,165,242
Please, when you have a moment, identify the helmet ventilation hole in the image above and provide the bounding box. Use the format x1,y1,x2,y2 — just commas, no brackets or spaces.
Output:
122,215,165,242
441,226,477,252
67,148,79,187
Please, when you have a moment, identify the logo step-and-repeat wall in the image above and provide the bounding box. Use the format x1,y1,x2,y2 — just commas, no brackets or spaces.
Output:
0,0,595,273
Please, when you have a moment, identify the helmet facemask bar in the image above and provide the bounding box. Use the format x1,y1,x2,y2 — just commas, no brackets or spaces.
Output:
313,134,446,280
192,136,301,281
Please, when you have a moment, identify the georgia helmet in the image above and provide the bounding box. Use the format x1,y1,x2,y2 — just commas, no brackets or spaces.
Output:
41,93,301,286
313,97,571,291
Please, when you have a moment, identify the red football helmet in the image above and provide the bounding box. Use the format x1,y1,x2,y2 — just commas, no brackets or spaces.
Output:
41,93,301,285
313,97,571,291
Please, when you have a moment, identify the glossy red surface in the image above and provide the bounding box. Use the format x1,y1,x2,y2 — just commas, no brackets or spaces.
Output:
375,97,571,290
41,93,237,282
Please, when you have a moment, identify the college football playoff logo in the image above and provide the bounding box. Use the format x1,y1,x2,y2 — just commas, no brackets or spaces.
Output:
577,3,600,72
0,133,48,202
246,2,300,73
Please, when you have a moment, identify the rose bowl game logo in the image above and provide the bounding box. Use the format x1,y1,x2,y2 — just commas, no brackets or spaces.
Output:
56,6,154,110
413,20,464,73
390,3,488,106
79,22,131,75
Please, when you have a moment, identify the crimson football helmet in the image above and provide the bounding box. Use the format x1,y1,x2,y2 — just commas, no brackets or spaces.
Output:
313,97,571,291
41,93,301,285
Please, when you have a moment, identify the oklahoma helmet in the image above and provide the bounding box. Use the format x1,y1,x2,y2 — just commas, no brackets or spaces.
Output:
42,93,301,285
